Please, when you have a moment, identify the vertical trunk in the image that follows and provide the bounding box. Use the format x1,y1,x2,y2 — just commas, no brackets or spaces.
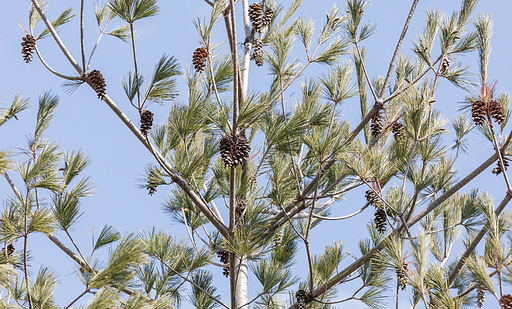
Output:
237,1,251,308
236,257,249,309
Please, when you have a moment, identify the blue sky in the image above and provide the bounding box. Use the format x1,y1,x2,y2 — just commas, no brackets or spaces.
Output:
1,0,512,308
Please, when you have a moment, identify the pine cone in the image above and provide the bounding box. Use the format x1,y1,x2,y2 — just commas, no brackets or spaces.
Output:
489,99,505,125
220,135,236,167
272,232,283,250
21,34,36,63
396,263,408,291
392,122,405,141
296,290,307,309
471,100,488,126
236,197,247,218
251,39,264,67
365,190,380,205
147,186,157,196
440,57,449,74
217,250,229,264
249,3,263,32
374,208,387,234
476,287,485,308
500,294,512,309
1,243,14,259
88,70,107,100
370,109,383,137
140,110,154,136
220,134,251,168
492,157,510,175
223,266,230,277
192,47,208,73
261,7,273,28
7,243,14,256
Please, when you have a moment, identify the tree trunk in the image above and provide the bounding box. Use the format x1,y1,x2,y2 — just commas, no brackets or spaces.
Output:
236,256,249,309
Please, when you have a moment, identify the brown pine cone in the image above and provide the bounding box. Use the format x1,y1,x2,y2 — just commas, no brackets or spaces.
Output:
500,294,512,309
140,110,154,136
222,266,230,277
370,109,383,137
251,39,264,67
261,7,273,28
374,208,387,234
365,190,380,205
392,122,405,140
21,34,36,63
489,99,505,124
147,186,157,196
492,157,510,175
249,3,263,32
192,47,208,73
471,100,488,126
236,197,247,219
396,263,408,290
220,134,251,167
296,290,307,309
272,232,283,250
476,287,485,308
440,57,449,74
88,70,107,100
217,250,229,264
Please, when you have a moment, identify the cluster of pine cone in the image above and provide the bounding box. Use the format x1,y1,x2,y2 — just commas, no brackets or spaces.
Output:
21,34,36,63
472,98,505,126
396,263,408,290
220,134,250,168
192,47,208,73
88,70,107,100
391,122,405,141
217,250,230,277
249,3,273,33
501,294,512,309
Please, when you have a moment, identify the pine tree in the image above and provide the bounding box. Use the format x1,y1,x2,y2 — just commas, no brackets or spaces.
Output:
3,0,512,308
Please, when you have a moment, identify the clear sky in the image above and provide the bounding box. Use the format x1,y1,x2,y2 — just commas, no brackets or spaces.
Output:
1,0,512,308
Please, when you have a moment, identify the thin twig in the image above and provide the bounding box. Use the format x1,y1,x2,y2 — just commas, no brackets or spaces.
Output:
64,229,90,270
181,207,200,253
305,163,322,294
80,0,86,73
33,46,82,80
354,41,377,101
313,202,370,221
129,23,142,110
378,0,420,100
65,288,90,309
87,20,111,70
